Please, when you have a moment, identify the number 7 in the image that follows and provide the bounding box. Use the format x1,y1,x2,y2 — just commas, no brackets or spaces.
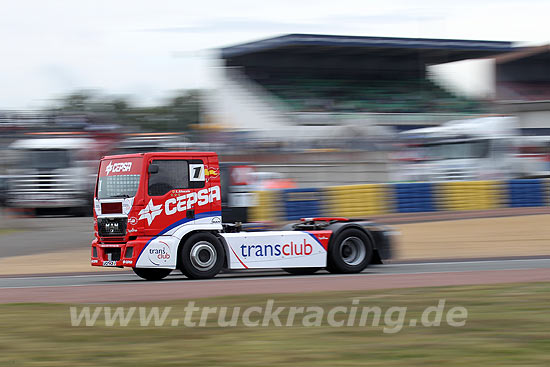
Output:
193,166,202,179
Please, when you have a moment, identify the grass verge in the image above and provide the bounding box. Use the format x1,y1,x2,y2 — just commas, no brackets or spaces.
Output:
1,282,549,366
0,228,18,236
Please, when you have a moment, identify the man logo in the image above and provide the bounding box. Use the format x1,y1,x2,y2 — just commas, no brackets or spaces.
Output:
105,222,119,233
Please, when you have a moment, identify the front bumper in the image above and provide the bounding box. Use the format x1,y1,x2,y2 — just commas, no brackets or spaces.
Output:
91,237,150,268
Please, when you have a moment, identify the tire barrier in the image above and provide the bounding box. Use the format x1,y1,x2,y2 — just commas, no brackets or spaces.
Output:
506,179,546,207
393,182,436,213
324,184,390,218
436,181,503,211
249,190,281,222
248,179,550,222
282,188,323,220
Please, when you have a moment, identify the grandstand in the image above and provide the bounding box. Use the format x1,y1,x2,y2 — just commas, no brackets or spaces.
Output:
496,44,550,101
493,44,550,135
207,34,514,133
257,76,479,114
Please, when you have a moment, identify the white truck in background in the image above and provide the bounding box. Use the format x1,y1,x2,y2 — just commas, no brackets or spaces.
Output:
6,138,98,215
515,135,550,178
393,116,523,182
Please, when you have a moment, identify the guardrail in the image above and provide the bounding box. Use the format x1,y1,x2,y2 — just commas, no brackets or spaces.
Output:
249,179,550,222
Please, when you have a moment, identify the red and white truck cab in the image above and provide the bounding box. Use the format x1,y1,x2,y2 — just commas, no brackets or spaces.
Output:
92,152,392,280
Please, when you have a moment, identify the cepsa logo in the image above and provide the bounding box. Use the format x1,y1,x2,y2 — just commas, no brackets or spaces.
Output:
148,241,171,266
239,239,313,259
138,185,221,225
105,161,132,176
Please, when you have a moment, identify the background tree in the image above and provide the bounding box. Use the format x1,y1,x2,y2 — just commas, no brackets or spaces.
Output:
48,89,202,132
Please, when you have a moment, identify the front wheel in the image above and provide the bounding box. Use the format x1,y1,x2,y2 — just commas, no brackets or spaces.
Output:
132,267,172,281
179,232,225,279
327,229,373,273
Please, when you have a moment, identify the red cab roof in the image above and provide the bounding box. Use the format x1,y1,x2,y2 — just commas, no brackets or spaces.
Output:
101,151,218,160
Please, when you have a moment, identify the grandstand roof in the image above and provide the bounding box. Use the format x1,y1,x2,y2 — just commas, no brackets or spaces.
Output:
494,44,550,64
221,33,515,63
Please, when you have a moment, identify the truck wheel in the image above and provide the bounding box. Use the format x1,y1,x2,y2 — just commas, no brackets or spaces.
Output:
180,233,225,279
71,206,90,217
327,229,373,273
132,267,172,281
283,268,321,275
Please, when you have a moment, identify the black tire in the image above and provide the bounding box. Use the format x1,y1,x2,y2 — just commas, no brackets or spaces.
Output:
283,267,321,275
71,206,90,217
132,267,172,281
327,228,373,274
179,232,225,279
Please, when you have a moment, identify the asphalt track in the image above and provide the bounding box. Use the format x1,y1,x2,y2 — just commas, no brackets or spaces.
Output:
2,206,550,258
1,258,549,303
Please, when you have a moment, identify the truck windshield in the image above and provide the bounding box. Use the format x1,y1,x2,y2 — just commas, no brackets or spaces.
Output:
20,149,71,169
97,157,142,199
97,175,140,199
425,140,490,160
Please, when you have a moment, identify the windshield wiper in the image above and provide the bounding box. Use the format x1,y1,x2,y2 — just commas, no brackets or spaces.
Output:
108,194,132,198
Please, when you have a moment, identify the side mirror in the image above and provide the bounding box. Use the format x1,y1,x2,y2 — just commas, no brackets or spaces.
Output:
148,164,159,174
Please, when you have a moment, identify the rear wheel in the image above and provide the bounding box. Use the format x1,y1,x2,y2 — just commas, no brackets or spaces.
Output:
283,267,321,275
327,229,373,273
180,232,225,279
132,267,172,281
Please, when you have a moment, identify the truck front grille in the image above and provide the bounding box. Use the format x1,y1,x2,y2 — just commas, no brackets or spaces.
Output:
10,173,80,194
435,168,475,181
98,217,127,237
7,173,86,207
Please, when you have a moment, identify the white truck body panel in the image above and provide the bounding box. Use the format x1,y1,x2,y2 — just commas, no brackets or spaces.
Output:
221,231,327,269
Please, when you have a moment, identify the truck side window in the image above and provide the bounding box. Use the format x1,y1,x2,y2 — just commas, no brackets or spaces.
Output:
148,160,189,196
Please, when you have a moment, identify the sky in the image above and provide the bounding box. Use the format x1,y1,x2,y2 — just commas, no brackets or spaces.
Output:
1,0,549,109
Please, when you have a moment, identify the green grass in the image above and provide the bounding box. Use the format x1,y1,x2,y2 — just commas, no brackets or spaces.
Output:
1,282,549,366
0,228,18,236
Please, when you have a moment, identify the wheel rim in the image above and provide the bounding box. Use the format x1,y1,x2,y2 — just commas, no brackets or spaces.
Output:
190,241,217,271
339,236,366,266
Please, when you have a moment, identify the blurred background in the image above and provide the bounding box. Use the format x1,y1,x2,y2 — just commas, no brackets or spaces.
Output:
1,0,550,224
3,4,550,366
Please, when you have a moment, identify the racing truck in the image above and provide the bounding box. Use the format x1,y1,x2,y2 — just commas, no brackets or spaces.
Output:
7,137,97,215
91,152,392,280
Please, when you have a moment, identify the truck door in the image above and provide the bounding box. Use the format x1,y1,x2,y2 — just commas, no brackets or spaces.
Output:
185,155,222,224
188,157,207,221
144,158,205,235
